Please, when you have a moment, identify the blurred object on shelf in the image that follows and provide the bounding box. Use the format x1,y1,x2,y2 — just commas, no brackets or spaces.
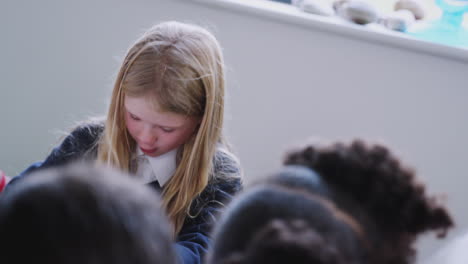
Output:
395,0,426,20
380,9,416,32
334,0,379,24
406,0,468,48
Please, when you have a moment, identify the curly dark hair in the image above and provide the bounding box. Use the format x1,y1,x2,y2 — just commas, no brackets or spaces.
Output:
284,139,454,264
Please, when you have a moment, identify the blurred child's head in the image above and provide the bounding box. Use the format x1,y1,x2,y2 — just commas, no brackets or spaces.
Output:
207,175,365,264
209,139,454,264
0,163,176,264
98,21,230,233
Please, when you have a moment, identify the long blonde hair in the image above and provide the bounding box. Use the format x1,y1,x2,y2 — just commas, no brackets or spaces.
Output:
97,21,230,234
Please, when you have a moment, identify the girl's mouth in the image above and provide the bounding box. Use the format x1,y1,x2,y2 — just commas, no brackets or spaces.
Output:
140,146,157,154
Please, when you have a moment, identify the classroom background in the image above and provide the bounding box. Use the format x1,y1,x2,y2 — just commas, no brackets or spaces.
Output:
1,0,467,262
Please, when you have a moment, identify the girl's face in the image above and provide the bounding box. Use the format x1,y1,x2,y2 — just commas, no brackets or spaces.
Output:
124,95,200,157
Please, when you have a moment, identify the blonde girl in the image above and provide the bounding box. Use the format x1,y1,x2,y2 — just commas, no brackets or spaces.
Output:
6,21,242,264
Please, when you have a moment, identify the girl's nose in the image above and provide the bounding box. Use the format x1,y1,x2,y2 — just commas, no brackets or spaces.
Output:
138,126,158,146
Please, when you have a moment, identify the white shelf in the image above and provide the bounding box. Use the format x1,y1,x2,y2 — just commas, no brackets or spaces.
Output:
187,0,468,64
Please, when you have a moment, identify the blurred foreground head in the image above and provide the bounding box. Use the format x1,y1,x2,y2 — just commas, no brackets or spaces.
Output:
0,163,176,264
208,139,453,264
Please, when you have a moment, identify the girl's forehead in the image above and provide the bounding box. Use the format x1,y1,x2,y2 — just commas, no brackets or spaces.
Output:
124,94,161,111
124,95,188,127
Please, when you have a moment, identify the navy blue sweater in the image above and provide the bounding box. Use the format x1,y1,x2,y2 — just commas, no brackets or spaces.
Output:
7,123,242,264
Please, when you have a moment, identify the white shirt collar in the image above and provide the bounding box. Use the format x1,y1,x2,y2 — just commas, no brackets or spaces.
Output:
135,148,178,187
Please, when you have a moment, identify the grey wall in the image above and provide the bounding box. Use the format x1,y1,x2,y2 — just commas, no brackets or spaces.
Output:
1,0,467,262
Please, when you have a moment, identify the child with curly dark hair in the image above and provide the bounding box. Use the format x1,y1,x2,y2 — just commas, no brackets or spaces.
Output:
207,139,453,264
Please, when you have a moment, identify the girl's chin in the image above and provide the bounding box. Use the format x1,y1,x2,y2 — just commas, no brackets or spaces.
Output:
145,152,161,157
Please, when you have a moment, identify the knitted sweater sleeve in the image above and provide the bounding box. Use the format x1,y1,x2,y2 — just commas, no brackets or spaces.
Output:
6,123,103,188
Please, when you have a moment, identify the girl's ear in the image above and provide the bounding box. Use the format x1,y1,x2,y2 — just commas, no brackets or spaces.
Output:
193,117,202,132
192,125,201,139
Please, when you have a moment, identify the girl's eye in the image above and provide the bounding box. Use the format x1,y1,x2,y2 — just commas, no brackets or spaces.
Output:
129,113,141,121
161,127,175,133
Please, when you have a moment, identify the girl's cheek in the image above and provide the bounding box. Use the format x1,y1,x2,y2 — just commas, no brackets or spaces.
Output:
126,120,138,135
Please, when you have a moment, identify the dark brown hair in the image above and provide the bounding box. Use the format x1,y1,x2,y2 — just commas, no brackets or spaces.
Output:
0,163,177,264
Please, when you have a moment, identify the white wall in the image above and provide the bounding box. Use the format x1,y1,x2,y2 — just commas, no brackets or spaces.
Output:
1,0,467,262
